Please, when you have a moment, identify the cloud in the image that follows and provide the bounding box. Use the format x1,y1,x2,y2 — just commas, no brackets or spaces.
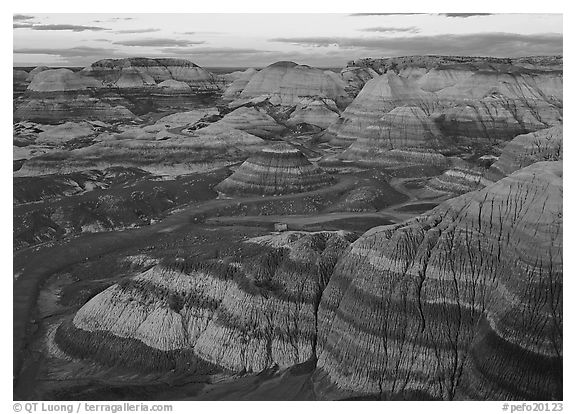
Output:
14,24,109,32
269,32,563,57
350,13,493,18
350,13,427,16
439,13,494,18
114,28,160,34
94,17,134,23
359,26,420,33
113,38,204,47
13,46,119,58
159,47,271,55
13,14,34,21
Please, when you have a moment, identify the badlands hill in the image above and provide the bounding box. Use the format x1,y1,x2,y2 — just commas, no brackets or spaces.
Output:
14,58,222,122
426,124,563,197
13,55,563,401
342,55,563,93
315,160,562,400
215,142,333,195
485,126,562,183
328,57,562,170
57,231,355,373
81,57,220,92
230,61,348,107
53,160,562,400
27,68,104,92
222,61,350,134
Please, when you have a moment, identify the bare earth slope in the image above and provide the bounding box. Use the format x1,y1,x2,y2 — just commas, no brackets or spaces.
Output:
315,161,562,400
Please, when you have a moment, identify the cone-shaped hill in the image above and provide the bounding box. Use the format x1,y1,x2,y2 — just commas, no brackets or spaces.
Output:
215,142,333,195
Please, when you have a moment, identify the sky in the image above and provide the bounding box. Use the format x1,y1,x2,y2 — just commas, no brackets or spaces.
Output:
13,13,563,68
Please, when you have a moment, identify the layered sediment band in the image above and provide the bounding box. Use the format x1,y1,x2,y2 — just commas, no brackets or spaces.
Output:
315,161,562,400
215,143,333,195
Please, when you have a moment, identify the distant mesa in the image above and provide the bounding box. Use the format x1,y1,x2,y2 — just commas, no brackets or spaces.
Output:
25,65,49,82
14,57,225,122
215,142,333,195
13,69,28,83
219,61,355,135
13,96,136,124
344,55,564,90
27,68,104,92
327,58,563,168
229,61,349,108
81,57,220,92
110,66,156,88
222,68,259,99
16,68,135,123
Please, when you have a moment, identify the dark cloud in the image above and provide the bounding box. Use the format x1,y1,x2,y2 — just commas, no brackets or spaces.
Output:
13,14,34,21
115,28,160,34
269,32,563,57
180,31,196,35
114,38,204,47
439,13,494,18
14,24,109,32
359,26,420,33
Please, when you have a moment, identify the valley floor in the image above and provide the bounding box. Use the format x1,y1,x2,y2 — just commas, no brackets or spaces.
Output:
14,168,447,400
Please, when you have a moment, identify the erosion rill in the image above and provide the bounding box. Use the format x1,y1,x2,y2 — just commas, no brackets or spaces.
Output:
215,142,333,195
314,161,562,400
56,231,355,373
